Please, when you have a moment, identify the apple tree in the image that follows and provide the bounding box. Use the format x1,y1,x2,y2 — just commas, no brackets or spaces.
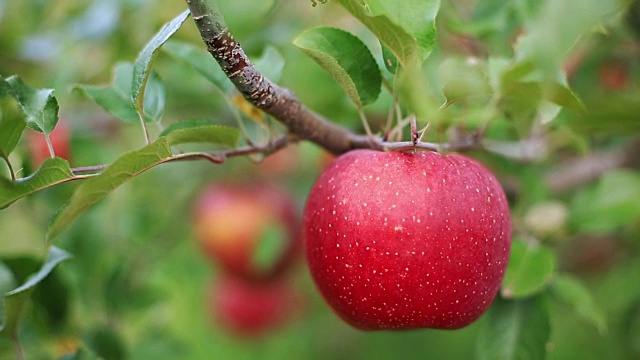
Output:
1,0,639,359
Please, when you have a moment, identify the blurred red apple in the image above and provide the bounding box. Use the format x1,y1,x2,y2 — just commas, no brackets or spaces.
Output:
257,145,301,177
28,120,71,167
599,59,629,90
192,183,301,281
209,275,301,338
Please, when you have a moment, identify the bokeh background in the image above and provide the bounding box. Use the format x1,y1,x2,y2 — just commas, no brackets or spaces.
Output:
1,0,640,359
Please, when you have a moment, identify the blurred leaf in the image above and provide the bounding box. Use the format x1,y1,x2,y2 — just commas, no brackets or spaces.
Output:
160,120,240,147
253,222,288,273
0,247,71,337
294,26,381,108
552,274,606,333
564,93,640,135
439,57,490,102
0,108,26,158
0,262,16,325
477,295,551,360
132,10,190,119
570,170,640,233
364,0,439,60
0,157,74,209
335,0,421,68
75,63,165,124
253,46,286,84
0,76,11,97
162,40,233,92
449,0,513,37
59,346,100,360
5,76,58,134
540,82,584,113
46,138,173,241
624,299,640,358
141,71,166,124
381,43,399,74
516,0,618,77
502,238,556,298
87,326,127,360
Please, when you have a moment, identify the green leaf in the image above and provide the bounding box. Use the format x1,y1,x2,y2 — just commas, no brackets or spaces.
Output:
363,0,439,60
335,0,421,68
501,238,556,299
565,94,640,135
294,26,381,108
253,46,286,84
75,63,165,124
5,76,59,134
516,0,618,77
132,10,190,117
0,157,74,209
477,295,551,360
381,43,399,74
0,109,27,158
552,274,606,333
59,346,100,360
539,82,584,113
162,40,233,92
570,170,640,233
160,120,240,147
0,246,72,337
141,71,166,124
46,138,173,241
0,75,12,97
0,262,16,326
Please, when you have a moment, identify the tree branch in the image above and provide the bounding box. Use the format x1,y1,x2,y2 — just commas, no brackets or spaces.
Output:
184,0,375,155
545,137,640,193
70,134,297,176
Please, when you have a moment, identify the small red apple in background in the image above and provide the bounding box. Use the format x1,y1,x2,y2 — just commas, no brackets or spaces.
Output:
303,150,511,331
192,183,301,281
28,120,71,167
598,59,629,91
256,145,302,177
208,275,302,337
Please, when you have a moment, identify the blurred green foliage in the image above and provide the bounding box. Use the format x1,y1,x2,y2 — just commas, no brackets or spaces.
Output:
1,0,640,359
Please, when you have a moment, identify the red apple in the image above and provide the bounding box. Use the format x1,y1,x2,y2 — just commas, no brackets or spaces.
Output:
209,275,301,337
303,150,511,330
28,120,71,167
598,59,629,90
192,183,301,281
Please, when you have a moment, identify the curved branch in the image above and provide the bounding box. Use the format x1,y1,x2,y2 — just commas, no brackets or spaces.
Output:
185,0,374,155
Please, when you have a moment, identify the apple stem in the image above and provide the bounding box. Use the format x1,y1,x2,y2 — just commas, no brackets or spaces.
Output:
410,115,418,146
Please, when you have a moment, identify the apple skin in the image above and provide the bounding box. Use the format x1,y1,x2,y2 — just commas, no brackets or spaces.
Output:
193,184,301,281
28,120,71,167
303,150,511,331
209,275,300,337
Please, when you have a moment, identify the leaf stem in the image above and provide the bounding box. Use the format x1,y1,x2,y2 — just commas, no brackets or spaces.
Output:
0,148,16,181
138,112,151,145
